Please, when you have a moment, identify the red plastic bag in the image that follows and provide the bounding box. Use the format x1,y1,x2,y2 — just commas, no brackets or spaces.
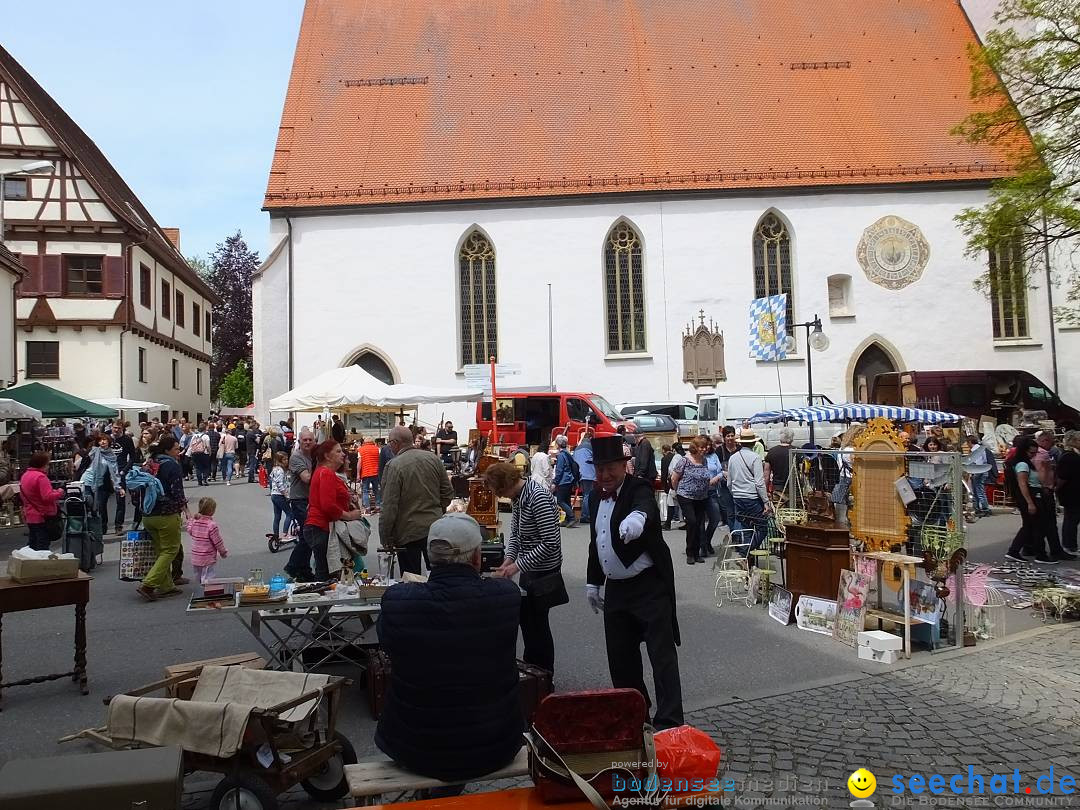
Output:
653,725,721,783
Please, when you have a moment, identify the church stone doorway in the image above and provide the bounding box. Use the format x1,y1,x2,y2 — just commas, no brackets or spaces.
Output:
851,342,897,403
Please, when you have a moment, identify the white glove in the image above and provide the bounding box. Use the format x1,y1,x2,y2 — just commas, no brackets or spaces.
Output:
618,511,646,543
585,584,605,614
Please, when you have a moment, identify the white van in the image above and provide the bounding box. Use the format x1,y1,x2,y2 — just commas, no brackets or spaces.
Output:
696,392,835,446
616,401,699,439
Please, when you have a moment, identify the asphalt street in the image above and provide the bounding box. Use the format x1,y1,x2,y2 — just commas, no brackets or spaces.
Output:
0,478,1073,806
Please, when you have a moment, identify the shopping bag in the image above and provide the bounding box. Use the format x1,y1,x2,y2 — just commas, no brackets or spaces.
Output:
119,530,154,581
653,725,721,783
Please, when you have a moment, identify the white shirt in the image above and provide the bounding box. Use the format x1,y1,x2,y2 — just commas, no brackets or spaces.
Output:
594,484,652,580
531,451,553,489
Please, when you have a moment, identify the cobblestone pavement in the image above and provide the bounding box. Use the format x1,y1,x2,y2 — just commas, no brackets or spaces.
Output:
181,625,1080,810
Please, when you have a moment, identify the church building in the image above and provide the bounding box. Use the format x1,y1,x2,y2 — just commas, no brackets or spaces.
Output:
255,0,1077,429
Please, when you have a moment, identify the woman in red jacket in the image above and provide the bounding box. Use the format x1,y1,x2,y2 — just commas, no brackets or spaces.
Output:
305,440,362,580
21,451,65,550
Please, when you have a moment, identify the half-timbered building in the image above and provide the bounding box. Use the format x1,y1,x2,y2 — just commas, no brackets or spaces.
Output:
0,44,217,422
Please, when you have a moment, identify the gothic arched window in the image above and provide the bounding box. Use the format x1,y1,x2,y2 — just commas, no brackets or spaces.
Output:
753,212,794,327
458,230,497,366
604,221,646,353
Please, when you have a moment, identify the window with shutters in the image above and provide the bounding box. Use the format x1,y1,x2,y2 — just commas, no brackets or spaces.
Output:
205,311,211,342
139,264,151,308
753,212,795,328
64,255,103,296
197,367,203,396
161,280,171,319
988,234,1029,339
26,341,59,378
458,229,497,367
172,358,179,389
192,303,201,336
138,347,147,382
175,290,185,327
603,220,646,354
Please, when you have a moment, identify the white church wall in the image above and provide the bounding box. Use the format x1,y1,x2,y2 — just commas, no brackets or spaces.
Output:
256,185,1069,430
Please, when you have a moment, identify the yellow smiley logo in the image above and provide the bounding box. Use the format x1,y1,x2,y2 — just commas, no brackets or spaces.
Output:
848,768,877,798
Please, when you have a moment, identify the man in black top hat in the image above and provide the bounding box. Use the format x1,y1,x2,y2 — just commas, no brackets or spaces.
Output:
584,435,683,730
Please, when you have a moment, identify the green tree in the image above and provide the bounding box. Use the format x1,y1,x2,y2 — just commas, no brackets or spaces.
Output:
205,232,258,396
218,360,253,408
187,254,212,281
953,0,1080,321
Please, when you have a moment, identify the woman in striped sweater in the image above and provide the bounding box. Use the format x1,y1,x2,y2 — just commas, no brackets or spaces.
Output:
485,461,566,674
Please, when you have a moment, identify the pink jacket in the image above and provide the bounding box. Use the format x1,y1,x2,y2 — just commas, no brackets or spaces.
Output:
20,467,63,524
185,516,227,567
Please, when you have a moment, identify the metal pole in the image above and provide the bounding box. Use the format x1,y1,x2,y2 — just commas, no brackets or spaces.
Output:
806,322,815,447
1040,209,1059,392
547,283,554,392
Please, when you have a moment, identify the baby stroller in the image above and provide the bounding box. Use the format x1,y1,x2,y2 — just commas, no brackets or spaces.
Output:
62,484,103,571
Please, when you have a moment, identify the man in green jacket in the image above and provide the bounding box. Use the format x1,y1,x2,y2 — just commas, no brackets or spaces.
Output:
380,425,455,574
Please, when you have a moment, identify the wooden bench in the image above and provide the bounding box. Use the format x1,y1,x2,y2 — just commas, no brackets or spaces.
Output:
345,749,530,805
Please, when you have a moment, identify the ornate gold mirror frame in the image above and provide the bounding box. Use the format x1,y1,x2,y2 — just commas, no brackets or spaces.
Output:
848,417,910,552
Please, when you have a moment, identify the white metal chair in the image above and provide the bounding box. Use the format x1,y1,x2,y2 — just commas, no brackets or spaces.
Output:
713,528,754,608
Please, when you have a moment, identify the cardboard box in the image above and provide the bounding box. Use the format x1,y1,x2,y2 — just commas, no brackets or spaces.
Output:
163,652,266,699
7,555,80,584
857,630,903,652
857,645,900,664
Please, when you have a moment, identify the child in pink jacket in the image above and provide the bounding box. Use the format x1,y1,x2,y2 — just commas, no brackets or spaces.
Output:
185,497,228,584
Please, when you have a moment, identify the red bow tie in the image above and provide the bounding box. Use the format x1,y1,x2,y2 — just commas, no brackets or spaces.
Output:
597,488,617,501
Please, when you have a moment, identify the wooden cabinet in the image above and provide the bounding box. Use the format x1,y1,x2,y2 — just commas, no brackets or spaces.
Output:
785,521,851,602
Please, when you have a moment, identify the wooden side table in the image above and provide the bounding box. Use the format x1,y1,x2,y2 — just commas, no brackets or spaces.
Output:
0,571,91,709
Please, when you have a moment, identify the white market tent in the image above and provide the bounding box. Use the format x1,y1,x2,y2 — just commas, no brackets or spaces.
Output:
268,366,485,413
90,398,167,412
0,398,42,420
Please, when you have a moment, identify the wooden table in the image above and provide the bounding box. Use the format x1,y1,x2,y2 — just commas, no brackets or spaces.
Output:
345,787,723,809
0,571,91,709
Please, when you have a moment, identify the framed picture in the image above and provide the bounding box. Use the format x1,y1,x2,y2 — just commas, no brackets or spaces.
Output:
909,579,944,624
833,569,872,647
769,586,794,625
795,596,838,636
495,398,516,425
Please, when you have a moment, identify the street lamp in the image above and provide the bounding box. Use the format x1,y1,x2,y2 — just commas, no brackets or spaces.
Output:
791,314,829,445
0,160,53,242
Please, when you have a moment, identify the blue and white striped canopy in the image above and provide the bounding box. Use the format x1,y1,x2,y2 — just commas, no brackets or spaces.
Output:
749,403,964,425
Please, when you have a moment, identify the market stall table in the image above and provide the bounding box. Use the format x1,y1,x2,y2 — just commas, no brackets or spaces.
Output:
187,588,383,672
0,571,90,709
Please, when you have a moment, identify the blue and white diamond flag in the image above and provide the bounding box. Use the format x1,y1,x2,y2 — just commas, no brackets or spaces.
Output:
748,294,788,360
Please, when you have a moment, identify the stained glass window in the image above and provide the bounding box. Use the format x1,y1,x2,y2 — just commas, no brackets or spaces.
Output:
604,221,646,353
459,230,497,367
753,213,794,327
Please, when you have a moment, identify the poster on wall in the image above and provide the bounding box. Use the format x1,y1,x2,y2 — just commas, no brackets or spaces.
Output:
833,569,872,647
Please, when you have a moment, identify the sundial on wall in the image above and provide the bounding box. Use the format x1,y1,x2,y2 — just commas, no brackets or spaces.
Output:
856,215,930,290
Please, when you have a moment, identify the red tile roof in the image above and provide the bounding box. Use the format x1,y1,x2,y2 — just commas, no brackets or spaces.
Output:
264,0,1029,210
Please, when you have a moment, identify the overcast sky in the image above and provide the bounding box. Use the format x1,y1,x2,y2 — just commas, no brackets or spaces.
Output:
3,1,304,261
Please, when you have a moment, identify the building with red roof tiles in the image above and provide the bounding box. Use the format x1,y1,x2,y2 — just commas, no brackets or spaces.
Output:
254,0,1077,428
